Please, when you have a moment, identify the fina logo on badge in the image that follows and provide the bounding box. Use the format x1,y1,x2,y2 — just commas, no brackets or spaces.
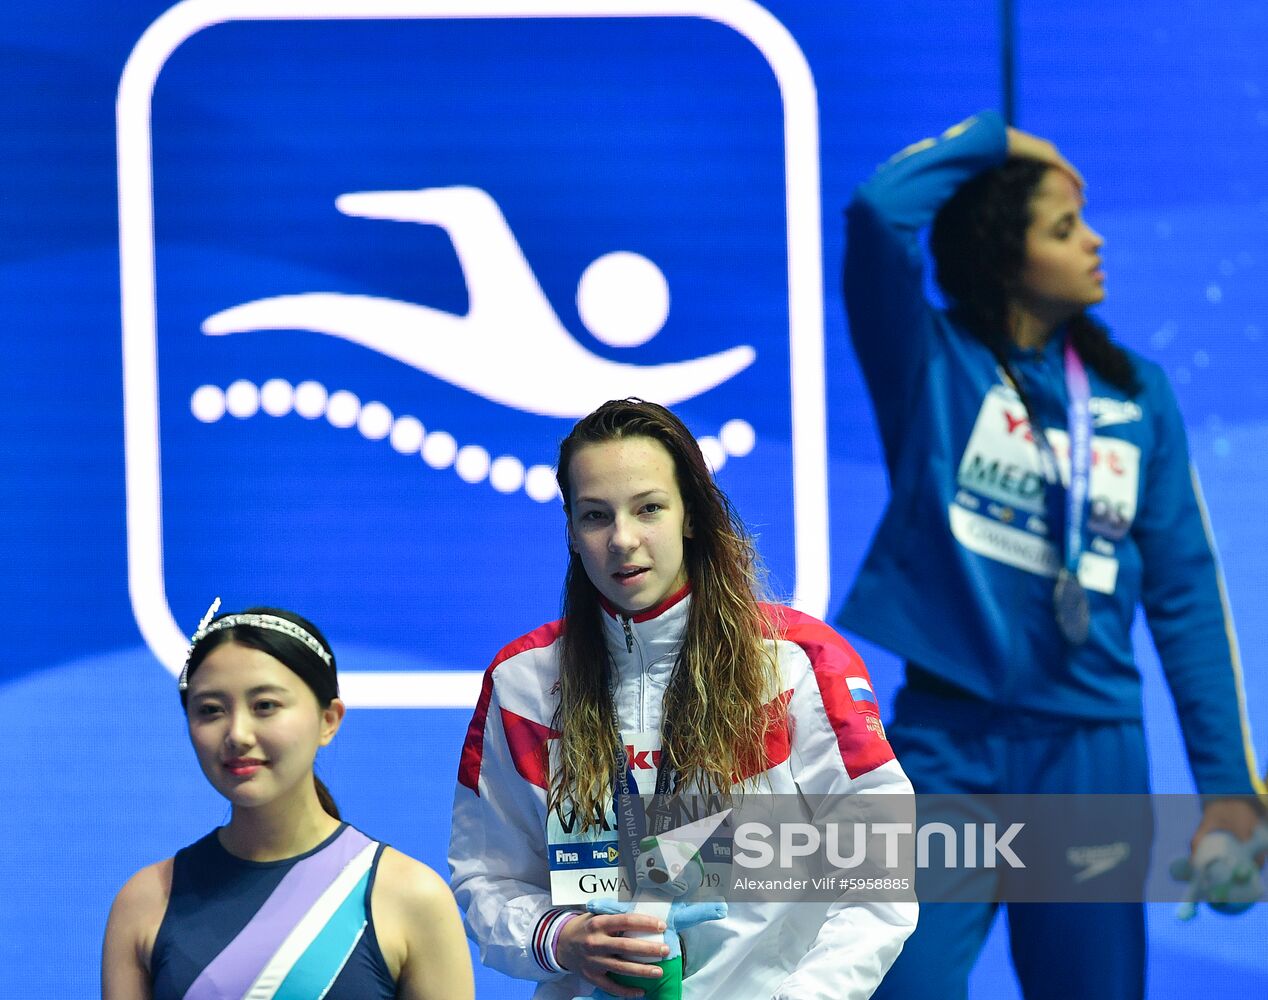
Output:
118,1,828,708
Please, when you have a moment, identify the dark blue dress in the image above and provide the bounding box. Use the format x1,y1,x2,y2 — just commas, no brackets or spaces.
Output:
151,824,397,999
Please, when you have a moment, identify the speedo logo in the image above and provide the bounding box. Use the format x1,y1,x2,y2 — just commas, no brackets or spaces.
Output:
1090,397,1143,428
1066,841,1130,882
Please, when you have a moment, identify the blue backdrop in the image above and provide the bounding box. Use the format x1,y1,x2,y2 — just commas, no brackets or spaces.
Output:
3,1,1266,995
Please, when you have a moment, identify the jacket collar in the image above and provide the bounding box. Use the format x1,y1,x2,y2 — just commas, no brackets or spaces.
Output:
1006,323,1069,365
598,583,690,678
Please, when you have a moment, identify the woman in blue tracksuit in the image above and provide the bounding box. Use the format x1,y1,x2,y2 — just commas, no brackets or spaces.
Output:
839,112,1264,998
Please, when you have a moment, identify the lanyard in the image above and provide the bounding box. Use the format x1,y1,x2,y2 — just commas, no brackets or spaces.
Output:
1023,340,1092,577
1003,339,1093,644
611,722,679,882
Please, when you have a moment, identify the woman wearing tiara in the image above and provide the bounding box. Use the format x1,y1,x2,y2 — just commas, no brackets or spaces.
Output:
450,398,916,1000
839,112,1264,999
102,603,474,1000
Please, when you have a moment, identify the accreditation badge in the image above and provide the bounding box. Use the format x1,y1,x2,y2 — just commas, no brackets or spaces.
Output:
545,730,661,904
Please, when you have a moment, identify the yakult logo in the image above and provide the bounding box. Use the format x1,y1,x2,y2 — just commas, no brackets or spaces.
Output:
950,386,1141,593
627,747,665,770
118,2,826,707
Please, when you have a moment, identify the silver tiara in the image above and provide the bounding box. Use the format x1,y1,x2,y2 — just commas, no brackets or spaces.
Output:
179,597,332,691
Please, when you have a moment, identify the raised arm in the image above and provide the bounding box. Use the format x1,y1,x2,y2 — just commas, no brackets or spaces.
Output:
844,113,1008,454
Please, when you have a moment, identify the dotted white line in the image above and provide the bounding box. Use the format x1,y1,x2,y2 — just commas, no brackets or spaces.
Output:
190,380,756,504
422,430,458,470
191,384,226,422
524,464,559,503
455,444,491,484
721,418,756,457
490,455,525,494
294,380,327,418
326,389,360,429
390,415,425,454
357,401,393,440
225,379,259,419
260,378,293,417
698,435,726,474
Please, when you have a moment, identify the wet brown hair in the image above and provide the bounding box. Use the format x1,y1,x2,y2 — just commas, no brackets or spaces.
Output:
550,399,781,830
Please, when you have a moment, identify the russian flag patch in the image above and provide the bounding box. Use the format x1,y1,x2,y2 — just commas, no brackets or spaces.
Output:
845,676,879,713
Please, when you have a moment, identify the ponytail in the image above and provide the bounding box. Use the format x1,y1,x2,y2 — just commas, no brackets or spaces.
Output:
314,775,341,820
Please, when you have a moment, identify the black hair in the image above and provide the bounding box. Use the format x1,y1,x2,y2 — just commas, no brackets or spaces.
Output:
182,606,341,819
930,155,1138,394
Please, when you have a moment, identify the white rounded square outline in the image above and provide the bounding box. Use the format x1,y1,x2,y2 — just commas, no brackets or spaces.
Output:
118,0,827,707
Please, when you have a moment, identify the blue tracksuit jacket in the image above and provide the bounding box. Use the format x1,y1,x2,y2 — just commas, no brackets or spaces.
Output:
837,111,1259,796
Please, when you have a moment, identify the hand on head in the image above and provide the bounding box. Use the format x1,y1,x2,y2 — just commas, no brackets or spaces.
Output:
1006,126,1085,190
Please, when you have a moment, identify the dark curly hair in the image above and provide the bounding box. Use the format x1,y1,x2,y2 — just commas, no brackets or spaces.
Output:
930,156,1137,394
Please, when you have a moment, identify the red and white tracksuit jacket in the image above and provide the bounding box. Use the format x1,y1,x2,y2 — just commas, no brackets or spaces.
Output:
449,588,916,999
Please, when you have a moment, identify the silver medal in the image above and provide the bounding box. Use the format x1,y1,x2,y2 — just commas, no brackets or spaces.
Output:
1053,568,1090,645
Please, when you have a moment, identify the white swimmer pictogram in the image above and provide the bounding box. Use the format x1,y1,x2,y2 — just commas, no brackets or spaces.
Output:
202,186,756,418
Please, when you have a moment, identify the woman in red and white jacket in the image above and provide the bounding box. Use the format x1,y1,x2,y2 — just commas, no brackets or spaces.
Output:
449,398,915,1000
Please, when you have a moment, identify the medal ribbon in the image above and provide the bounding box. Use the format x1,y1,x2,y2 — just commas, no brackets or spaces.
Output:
1013,339,1092,580
611,722,678,886
1061,339,1093,580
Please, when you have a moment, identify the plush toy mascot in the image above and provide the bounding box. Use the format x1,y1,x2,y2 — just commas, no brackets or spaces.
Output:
578,814,729,1000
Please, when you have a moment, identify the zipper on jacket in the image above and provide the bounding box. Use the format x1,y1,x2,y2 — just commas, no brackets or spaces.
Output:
621,615,634,653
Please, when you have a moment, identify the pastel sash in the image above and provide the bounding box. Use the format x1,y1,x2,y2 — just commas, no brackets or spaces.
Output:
183,826,379,1000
